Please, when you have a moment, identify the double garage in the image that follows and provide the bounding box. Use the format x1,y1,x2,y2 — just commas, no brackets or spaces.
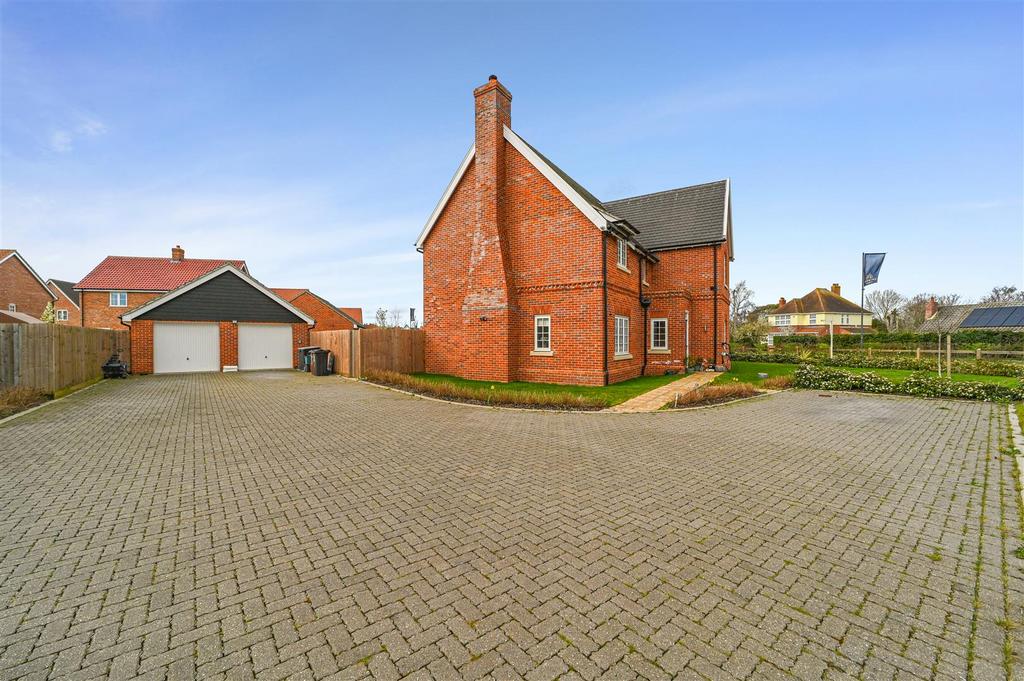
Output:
123,265,314,375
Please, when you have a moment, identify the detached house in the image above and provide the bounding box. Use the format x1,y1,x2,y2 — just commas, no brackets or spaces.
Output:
0,249,56,319
75,245,247,329
767,284,872,336
417,77,733,386
271,289,362,331
46,280,82,326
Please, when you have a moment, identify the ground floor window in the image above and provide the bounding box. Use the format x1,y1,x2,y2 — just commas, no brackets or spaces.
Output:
56,309,69,321
614,316,629,356
651,318,667,349
534,315,550,351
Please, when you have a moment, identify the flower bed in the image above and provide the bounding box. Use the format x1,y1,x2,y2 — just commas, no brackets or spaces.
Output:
792,365,1024,402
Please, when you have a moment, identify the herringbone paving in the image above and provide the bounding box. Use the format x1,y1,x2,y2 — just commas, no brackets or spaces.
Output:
0,373,1020,680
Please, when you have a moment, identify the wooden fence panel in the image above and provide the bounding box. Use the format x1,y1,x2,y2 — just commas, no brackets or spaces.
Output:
0,324,129,392
309,328,424,377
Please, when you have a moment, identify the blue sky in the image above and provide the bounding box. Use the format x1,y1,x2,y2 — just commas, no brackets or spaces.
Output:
2,1,1021,318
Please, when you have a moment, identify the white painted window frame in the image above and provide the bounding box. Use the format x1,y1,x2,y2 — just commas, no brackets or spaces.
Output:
534,315,551,352
7,303,15,312
109,291,128,307
809,313,817,325
614,316,630,357
616,238,628,270
56,309,69,321
776,314,791,326
651,318,668,350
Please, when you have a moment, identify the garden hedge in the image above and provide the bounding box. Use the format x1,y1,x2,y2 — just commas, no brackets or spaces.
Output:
730,351,1024,378
792,365,1024,402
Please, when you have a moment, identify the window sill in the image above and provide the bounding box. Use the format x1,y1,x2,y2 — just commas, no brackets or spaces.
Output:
648,348,671,355
613,353,633,361
530,350,554,357
616,264,631,273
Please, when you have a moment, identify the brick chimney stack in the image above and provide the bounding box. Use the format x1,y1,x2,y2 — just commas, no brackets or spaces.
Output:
463,75,514,382
171,245,184,261
925,296,938,320
778,297,786,307
831,283,841,296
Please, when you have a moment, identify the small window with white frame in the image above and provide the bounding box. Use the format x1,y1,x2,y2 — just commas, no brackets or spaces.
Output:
651,318,668,350
534,315,551,352
109,291,128,307
56,309,69,321
809,313,817,325
7,303,15,312
614,316,630,356
776,314,791,326
641,259,648,284
841,314,850,325
617,238,628,269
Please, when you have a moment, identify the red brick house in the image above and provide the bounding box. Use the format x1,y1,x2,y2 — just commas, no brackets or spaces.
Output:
74,245,247,329
121,265,314,374
271,289,362,331
0,249,57,319
46,279,82,326
417,77,732,386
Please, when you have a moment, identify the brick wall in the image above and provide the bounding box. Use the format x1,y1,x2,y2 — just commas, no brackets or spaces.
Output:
46,283,82,326
219,322,238,367
0,257,54,318
289,293,355,331
291,323,309,368
130,320,153,374
81,291,161,329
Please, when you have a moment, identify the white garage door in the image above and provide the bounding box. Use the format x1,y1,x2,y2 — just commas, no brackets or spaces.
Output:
238,324,293,370
153,322,220,374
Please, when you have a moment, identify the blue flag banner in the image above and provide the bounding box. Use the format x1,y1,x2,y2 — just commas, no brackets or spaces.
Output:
863,252,885,287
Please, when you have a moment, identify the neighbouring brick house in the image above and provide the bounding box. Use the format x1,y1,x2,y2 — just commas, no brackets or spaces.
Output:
0,249,57,319
271,289,362,331
767,284,873,336
417,77,733,386
46,279,82,326
74,245,247,329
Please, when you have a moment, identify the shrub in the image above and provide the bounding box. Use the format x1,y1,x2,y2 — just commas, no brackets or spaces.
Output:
760,375,793,390
730,351,1024,378
0,386,50,419
672,382,760,407
792,366,1024,402
361,369,607,410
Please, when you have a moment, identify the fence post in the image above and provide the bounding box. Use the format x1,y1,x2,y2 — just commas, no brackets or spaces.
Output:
976,347,982,360
915,347,920,360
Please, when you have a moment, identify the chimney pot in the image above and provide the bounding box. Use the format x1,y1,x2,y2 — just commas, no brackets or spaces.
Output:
489,74,497,81
831,283,841,296
171,245,184,261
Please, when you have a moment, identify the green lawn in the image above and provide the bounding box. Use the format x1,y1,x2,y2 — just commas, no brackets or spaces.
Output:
715,361,1022,387
410,372,682,406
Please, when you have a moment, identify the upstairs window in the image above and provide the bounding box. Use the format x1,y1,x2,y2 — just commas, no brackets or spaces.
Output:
617,238,628,269
809,314,817,325
651,318,668,350
56,309,69,321
641,259,648,284
7,303,15,312
776,314,791,326
841,314,850,325
614,316,630,356
534,315,551,351
109,291,128,307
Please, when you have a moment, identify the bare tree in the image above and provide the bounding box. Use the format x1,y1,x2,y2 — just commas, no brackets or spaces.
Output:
899,293,966,330
387,308,404,327
374,307,388,327
864,289,905,331
981,285,1024,303
730,280,756,326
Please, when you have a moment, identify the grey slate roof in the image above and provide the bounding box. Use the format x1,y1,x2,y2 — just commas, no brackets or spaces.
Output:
918,302,1024,333
604,181,730,251
48,279,80,306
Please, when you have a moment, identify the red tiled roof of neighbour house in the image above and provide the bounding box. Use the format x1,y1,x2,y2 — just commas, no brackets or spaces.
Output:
775,288,868,315
270,288,307,302
75,256,247,291
338,307,363,324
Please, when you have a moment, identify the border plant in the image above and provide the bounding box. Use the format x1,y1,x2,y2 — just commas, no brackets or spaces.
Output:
792,365,1024,402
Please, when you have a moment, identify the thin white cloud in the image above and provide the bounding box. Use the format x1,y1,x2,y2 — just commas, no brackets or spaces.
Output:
48,116,108,153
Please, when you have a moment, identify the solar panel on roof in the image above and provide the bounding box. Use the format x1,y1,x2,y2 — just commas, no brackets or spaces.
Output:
961,306,1024,328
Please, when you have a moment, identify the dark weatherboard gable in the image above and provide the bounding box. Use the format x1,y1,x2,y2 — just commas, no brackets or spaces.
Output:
136,271,304,323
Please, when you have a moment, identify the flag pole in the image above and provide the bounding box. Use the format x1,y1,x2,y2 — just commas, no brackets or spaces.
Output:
860,252,865,348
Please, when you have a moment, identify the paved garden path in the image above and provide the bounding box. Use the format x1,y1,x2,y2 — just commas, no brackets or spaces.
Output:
605,372,717,412
1,373,1021,680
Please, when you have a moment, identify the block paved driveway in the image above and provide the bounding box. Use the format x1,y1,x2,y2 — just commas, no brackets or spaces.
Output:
1,373,1021,681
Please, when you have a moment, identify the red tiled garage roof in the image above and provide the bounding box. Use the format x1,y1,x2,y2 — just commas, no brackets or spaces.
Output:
76,256,247,291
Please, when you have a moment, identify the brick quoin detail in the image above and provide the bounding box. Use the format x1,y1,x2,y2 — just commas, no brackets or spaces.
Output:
422,77,731,385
